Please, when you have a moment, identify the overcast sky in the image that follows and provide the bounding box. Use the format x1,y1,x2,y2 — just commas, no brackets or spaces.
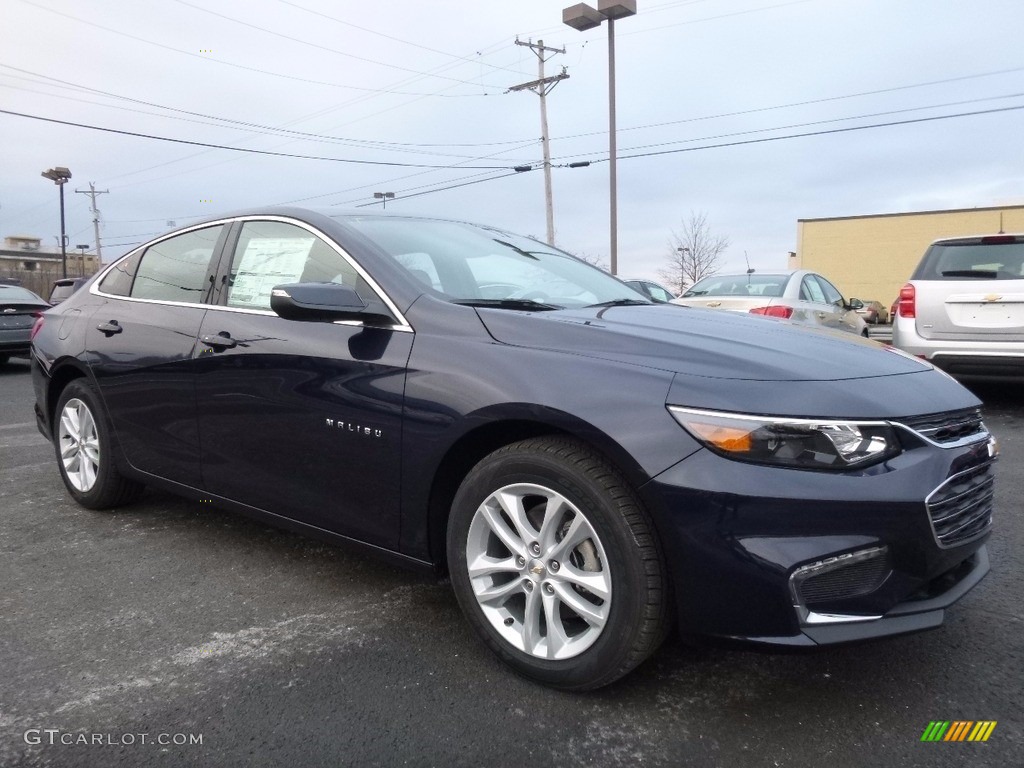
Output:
2,0,1023,282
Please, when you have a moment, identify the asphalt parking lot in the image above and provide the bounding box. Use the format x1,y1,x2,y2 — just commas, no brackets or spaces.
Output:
1,356,1021,767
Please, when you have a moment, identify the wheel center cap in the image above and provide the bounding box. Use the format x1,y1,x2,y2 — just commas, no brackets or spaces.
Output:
527,559,546,579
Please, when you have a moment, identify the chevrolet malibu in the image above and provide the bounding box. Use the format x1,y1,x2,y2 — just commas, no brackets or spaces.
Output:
31,209,997,690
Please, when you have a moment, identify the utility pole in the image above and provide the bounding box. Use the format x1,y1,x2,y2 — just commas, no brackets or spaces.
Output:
508,39,568,246
75,182,109,262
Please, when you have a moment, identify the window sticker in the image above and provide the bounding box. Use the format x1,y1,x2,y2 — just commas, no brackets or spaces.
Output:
230,237,315,309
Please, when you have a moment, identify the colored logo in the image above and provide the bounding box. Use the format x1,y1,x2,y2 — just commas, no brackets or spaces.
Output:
921,721,996,742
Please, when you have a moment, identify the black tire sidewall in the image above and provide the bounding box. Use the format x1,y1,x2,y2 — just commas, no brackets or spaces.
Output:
448,442,654,689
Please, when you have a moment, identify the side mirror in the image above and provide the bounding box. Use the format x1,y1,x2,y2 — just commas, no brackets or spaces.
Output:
848,297,864,310
271,282,383,322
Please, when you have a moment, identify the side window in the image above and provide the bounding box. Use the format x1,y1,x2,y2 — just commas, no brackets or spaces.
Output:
98,250,143,296
225,221,370,311
815,276,844,307
645,282,674,302
800,275,826,304
130,225,224,302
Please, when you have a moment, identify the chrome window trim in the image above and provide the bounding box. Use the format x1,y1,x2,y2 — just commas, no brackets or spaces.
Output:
90,215,414,332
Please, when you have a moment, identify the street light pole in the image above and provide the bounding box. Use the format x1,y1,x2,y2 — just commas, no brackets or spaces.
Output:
373,191,395,209
562,1,636,276
41,167,72,279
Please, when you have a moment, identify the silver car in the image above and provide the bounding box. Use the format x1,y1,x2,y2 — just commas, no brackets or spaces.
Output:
673,270,868,336
892,234,1024,380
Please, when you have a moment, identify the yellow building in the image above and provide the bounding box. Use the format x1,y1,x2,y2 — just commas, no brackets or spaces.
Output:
791,204,1024,308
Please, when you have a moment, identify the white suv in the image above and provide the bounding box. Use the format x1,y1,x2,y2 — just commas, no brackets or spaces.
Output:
892,234,1024,380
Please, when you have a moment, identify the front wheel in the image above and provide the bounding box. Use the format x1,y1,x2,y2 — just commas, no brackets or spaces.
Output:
54,379,144,509
447,437,670,690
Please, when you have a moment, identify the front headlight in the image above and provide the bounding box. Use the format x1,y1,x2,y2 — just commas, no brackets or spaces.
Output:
668,406,900,470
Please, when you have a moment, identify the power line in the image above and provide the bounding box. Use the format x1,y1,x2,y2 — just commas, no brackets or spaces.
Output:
552,92,1024,161
552,65,1024,143
612,103,1024,162
170,0,506,89
0,108,519,170
0,64,529,150
16,0,501,96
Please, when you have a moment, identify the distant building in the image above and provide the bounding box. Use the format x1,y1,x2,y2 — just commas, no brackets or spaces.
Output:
0,236,101,296
792,204,1024,306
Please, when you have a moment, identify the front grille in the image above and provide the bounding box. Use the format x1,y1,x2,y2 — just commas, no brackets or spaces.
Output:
926,461,995,547
799,554,891,605
899,407,986,445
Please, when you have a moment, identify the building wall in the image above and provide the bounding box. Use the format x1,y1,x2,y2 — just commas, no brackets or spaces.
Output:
795,205,1024,307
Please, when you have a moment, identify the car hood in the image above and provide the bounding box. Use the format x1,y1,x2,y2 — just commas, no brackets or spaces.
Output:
477,304,927,382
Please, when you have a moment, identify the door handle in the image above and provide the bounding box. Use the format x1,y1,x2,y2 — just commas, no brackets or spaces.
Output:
96,320,122,336
201,332,237,350
815,311,827,318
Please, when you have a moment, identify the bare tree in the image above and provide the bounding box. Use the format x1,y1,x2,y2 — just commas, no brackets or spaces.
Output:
573,251,609,271
659,211,729,294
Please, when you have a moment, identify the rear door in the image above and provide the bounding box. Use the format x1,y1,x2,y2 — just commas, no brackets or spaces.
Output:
87,223,228,484
193,218,413,547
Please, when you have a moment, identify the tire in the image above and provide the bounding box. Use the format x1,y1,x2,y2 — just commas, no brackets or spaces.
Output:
54,379,144,509
0,354,9,366
447,437,670,690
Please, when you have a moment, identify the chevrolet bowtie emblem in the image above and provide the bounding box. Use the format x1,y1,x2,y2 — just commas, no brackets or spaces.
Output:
984,294,1002,302
707,301,722,307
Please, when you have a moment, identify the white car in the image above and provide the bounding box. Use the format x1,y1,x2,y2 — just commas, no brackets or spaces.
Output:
673,270,868,336
892,234,1024,380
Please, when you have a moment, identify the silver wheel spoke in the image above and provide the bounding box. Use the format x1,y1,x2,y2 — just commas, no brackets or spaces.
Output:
521,586,543,654
478,502,526,558
468,553,519,580
541,591,571,659
547,514,591,563
551,581,608,628
537,495,571,552
495,489,538,544
475,578,524,607
556,563,611,601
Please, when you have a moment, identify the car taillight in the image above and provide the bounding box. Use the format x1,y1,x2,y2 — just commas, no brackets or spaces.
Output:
30,312,45,341
897,283,915,319
749,305,793,319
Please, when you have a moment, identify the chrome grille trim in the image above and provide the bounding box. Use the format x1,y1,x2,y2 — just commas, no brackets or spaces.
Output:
891,408,988,449
925,460,996,548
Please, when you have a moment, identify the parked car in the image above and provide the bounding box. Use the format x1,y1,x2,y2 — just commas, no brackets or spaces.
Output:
853,299,889,325
620,277,677,303
32,209,996,689
48,276,90,305
0,284,49,365
892,234,1024,380
673,270,869,336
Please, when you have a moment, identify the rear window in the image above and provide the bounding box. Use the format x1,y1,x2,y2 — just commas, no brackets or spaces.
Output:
0,286,42,303
912,240,1024,280
683,274,787,298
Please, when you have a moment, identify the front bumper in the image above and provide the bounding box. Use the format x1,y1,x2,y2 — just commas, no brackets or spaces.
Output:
643,429,995,647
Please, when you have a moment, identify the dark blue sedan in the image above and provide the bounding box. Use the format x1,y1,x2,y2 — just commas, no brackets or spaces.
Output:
31,208,997,689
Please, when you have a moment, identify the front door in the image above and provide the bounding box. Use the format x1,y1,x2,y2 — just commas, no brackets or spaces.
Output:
194,219,413,548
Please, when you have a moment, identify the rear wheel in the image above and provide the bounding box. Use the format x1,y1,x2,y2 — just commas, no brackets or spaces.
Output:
447,437,670,690
54,379,144,509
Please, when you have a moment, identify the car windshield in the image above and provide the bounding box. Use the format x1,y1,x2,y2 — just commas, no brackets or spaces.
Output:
337,215,648,309
682,274,788,298
912,240,1024,280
